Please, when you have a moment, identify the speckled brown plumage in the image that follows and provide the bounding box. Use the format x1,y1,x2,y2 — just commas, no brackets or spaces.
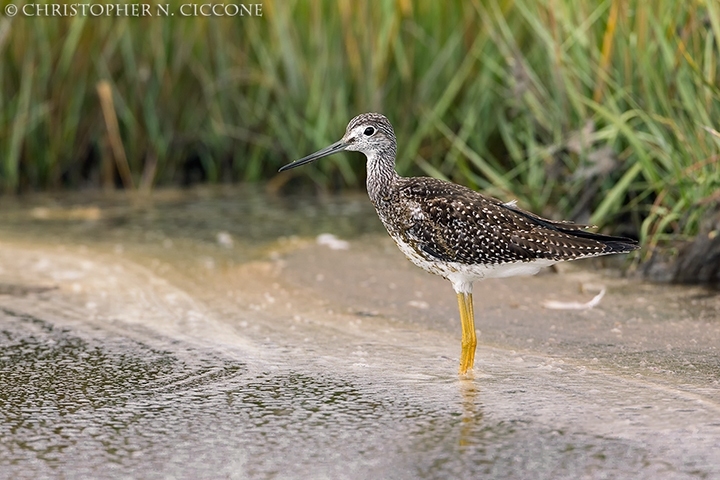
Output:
388,177,636,266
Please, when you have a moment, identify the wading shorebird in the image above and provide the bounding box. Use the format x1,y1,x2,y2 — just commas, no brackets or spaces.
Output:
279,113,638,375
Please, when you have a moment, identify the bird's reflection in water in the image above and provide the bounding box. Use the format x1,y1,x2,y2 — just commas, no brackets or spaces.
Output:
458,374,483,447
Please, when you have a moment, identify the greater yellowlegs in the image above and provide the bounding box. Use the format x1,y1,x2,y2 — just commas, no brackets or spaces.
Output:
279,113,638,375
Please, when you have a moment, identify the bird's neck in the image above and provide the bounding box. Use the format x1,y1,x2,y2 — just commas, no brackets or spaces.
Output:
365,151,400,206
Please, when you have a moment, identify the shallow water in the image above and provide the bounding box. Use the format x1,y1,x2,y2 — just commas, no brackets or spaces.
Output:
0,187,718,479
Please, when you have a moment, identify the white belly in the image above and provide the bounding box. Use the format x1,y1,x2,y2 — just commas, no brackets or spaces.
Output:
389,233,556,294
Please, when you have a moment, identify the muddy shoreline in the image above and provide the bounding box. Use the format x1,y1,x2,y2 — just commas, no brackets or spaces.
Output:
0,189,718,478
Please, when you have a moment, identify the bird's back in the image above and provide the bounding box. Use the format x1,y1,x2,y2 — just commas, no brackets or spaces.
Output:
375,176,637,268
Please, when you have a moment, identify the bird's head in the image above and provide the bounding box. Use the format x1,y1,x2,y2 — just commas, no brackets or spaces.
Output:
278,112,397,172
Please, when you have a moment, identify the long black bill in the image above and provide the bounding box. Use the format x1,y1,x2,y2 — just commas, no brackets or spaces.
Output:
278,140,348,172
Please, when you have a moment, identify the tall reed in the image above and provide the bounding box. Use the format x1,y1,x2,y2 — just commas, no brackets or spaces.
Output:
1,0,718,247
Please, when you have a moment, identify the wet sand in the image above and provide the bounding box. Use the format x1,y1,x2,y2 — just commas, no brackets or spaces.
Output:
0,189,718,478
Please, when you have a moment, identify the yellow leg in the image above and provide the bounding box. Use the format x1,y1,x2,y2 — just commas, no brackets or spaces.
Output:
457,292,477,375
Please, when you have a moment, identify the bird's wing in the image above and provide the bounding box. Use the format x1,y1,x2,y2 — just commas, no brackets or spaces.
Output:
397,177,636,265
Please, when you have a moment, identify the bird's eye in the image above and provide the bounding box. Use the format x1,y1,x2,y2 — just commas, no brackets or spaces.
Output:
363,126,376,136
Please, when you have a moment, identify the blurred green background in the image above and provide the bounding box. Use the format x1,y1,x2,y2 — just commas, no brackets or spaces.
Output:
1,0,719,248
